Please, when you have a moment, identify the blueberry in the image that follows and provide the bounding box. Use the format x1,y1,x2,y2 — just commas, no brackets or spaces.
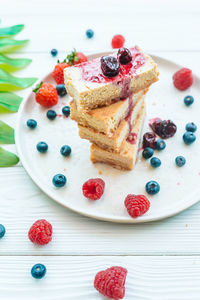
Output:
0,224,5,239
62,106,70,117
36,142,48,153
142,147,154,159
183,132,196,145
86,29,94,39
145,181,160,195
27,119,37,129
117,48,132,65
156,139,166,151
56,84,67,97
31,264,46,279
175,156,186,167
185,122,197,133
60,145,71,157
50,48,58,57
47,110,57,120
100,56,120,78
184,95,194,106
52,174,67,187
150,157,161,168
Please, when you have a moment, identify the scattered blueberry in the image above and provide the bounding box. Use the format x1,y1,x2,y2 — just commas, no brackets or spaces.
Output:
142,147,154,159
175,156,186,167
156,139,166,151
50,49,58,57
101,56,120,78
47,110,57,120
62,106,70,117
27,119,37,129
36,142,48,153
150,157,161,168
52,174,67,187
183,132,196,145
185,122,197,133
0,224,5,239
60,145,71,157
86,29,94,39
56,84,67,97
145,181,160,195
31,264,46,279
184,95,194,106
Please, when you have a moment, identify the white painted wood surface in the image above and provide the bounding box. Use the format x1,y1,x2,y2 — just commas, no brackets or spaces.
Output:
1,0,200,298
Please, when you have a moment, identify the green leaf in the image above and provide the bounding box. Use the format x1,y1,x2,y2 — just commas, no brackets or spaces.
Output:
0,38,29,53
0,69,37,91
0,53,31,72
0,25,24,38
0,147,19,167
0,120,15,144
0,92,22,112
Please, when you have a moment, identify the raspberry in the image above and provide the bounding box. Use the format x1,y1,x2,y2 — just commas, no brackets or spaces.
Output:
28,219,52,245
52,62,70,84
111,35,125,49
173,68,193,91
33,82,58,107
124,194,150,218
82,178,105,200
94,266,127,300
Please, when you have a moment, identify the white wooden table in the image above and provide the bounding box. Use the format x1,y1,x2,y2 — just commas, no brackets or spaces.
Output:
1,0,200,298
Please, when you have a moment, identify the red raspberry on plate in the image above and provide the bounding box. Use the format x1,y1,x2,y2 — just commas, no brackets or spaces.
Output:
82,178,105,200
111,35,125,49
33,82,58,107
52,61,70,84
94,266,127,300
124,194,150,218
173,68,193,91
28,219,52,245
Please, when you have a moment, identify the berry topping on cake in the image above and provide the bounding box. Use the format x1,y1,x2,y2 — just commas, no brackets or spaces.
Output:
183,131,196,145
101,56,120,78
185,122,197,132
52,174,67,187
124,194,150,218
173,68,193,91
94,266,127,299
126,132,137,144
117,48,132,65
145,180,160,195
52,61,70,84
175,156,186,167
27,119,37,129
143,132,157,149
184,95,194,106
150,119,177,139
36,141,48,153
111,34,125,49
142,147,154,159
28,219,52,245
31,264,46,279
82,178,105,200
156,139,166,150
150,157,161,168
33,82,58,107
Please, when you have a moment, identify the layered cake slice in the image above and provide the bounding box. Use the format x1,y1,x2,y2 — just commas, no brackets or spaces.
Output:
70,89,147,137
64,46,159,111
78,96,145,152
90,101,145,170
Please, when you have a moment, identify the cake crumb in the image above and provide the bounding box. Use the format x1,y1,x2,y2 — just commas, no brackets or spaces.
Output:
98,170,103,175
64,168,66,171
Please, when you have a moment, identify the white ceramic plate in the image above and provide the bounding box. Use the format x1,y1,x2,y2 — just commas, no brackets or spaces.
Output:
15,53,200,223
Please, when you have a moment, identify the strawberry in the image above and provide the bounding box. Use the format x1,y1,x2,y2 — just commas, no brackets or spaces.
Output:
33,82,58,107
52,61,70,84
66,49,88,65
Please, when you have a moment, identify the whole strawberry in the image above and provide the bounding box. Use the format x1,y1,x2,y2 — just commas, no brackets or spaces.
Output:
66,49,88,65
28,219,52,245
124,194,150,218
94,266,127,300
33,82,58,107
52,61,70,84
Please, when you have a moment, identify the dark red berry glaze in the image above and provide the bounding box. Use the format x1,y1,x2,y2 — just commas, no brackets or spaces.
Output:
127,133,137,144
117,48,132,65
143,132,157,149
82,178,105,200
150,119,177,139
101,56,120,77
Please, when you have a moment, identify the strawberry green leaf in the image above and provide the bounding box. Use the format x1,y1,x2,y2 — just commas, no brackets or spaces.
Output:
0,38,29,53
0,25,24,38
0,147,19,167
0,69,37,91
0,53,31,72
0,120,15,144
0,92,22,112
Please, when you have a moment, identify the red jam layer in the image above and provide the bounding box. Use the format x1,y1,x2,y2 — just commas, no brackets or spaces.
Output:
76,46,146,84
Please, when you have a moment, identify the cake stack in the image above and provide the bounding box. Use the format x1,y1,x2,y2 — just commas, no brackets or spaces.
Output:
64,46,159,170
